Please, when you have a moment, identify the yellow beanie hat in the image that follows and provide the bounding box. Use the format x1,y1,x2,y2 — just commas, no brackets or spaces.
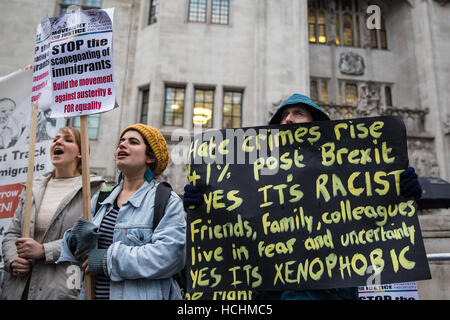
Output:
119,123,169,176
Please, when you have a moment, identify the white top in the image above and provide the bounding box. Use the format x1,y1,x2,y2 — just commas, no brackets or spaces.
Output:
34,176,81,243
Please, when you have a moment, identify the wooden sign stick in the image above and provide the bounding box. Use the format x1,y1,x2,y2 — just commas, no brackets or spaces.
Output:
80,115,93,300
22,103,39,238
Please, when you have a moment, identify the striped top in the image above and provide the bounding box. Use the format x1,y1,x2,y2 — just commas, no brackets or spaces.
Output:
94,202,119,300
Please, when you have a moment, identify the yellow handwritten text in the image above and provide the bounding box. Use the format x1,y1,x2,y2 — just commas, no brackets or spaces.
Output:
316,170,404,201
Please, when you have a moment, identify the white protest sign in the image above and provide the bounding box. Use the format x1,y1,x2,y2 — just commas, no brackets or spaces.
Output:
0,66,57,173
49,8,116,118
358,281,419,300
31,16,52,111
0,66,57,291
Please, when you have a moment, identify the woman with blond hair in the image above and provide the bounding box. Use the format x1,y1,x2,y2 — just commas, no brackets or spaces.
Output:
1,126,105,299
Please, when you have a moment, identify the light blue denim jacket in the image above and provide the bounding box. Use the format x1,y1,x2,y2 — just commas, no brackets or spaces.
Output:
58,180,186,300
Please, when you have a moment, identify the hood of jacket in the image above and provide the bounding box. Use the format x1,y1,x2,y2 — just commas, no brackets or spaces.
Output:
269,93,330,124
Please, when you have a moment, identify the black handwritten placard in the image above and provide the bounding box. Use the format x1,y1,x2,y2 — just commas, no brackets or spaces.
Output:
185,116,431,300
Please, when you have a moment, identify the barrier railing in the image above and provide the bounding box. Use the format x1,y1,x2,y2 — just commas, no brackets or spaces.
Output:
427,253,450,261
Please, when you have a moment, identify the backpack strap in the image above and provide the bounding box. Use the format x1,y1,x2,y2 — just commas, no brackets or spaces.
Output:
152,181,186,294
153,181,172,230
94,185,117,217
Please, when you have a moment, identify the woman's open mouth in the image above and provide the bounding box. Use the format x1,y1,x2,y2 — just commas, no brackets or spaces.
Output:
53,148,64,156
117,151,129,159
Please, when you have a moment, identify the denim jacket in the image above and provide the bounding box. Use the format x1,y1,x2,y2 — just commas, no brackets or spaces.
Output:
58,180,186,300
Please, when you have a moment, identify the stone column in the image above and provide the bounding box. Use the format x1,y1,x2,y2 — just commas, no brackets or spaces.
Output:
257,0,310,120
410,0,448,180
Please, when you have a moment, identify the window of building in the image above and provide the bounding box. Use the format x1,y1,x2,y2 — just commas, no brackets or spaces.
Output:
164,86,185,127
370,15,388,50
188,0,230,25
222,90,242,128
341,0,352,11
310,80,318,101
308,1,327,44
334,0,363,47
308,0,387,49
345,83,358,105
317,11,326,43
342,13,354,46
370,29,378,48
188,0,207,23
148,0,158,25
335,14,340,45
193,88,214,128
380,18,387,49
385,86,392,106
320,81,329,103
338,81,391,108
139,86,149,124
68,114,101,140
355,15,360,47
211,0,229,25
59,0,101,15
310,78,329,103
308,11,317,43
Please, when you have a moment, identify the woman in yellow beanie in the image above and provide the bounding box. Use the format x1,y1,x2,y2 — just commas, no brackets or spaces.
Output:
58,124,186,300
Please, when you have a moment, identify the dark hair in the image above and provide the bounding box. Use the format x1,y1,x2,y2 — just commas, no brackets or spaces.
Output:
143,139,158,175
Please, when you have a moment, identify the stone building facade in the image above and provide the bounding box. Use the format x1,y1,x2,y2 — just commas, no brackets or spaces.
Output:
0,0,449,299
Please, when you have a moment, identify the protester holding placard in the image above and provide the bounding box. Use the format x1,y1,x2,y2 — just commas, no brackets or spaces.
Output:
58,124,186,300
1,126,105,300
183,93,423,300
